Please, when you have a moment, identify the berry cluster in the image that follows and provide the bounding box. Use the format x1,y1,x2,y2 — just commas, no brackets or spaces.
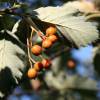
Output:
27,59,51,79
42,26,58,48
27,26,58,79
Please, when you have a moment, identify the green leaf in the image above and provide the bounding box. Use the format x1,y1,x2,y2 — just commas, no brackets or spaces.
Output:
12,19,30,44
0,15,16,31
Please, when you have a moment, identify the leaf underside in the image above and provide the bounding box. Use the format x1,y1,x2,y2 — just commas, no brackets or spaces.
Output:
0,30,27,97
34,2,99,47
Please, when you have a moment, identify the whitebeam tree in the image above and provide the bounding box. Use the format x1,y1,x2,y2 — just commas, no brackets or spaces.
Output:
0,0,100,99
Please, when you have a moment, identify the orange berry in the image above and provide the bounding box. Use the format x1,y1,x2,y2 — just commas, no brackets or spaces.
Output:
67,60,76,69
34,62,43,71
48,35,58,43
27,68,37,79
42,39,52,48
42,59,51,69
46,26,57,36
31,45,42,56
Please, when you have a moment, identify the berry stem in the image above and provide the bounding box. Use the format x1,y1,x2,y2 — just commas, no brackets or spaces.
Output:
39,55,44,60
26,17,46,40
30,27,35,47
27,38,36,68
38,31,46,40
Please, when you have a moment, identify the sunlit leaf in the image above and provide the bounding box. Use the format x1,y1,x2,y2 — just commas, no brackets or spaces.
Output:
0,30,27,97
34,2,99,47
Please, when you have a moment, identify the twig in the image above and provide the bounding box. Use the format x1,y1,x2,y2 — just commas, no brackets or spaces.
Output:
24,17,46,40
0,6,46,40
50,46,70,60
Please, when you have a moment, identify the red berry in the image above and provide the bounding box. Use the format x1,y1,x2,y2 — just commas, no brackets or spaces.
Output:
42,39,52,48
48,35,58,43
46,26,57,36
67,60,76,69
31,45,42,56
34,62,43,71
27,68,37,79
42,59,51,69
